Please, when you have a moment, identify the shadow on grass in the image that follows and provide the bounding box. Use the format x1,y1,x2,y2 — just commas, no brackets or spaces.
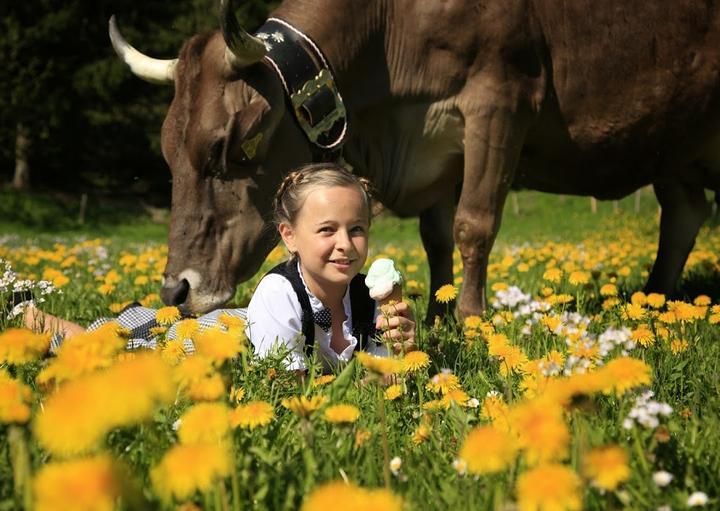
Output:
676,270,720,303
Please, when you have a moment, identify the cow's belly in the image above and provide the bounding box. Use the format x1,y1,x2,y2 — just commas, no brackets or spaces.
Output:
349,101,465,216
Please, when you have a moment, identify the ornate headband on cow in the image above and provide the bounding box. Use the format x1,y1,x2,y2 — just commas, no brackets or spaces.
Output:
255,18,348,152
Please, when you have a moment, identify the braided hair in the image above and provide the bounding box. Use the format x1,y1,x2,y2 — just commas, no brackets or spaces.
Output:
272,162,373,229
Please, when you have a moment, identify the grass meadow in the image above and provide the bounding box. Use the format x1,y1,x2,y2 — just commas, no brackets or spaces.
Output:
0,188,719,510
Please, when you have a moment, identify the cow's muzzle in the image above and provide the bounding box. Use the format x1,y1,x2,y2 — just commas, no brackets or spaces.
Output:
161,279,190,308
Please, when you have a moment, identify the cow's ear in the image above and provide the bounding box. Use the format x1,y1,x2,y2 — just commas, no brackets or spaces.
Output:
222,99,275,166
278,222,297,254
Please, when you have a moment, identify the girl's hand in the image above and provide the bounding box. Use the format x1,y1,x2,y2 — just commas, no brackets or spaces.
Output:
376,301,416,354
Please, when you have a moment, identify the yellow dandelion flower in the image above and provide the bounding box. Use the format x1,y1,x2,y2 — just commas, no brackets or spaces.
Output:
323,404,360,424
140,293,161,307
543,268,563,283
229,401,274,429
510,400,569,465
542,372,607,407
149,326,168,337
540,315,563,333
481,393,511,430
301,481,403,511
37,321,129,385
161,339,186,364
434,284,458,304
492,282,509,291
517,463,582,511
194,327,247,364
668,300,705,322
425,371,461,394
186,374,226,402
229,385,245,403
709,313,720,325
422,399,446,411
193,326,246,364
97,283,115,295
441,388,470,407
133,275,149,286
646,293,666,308
670,339,689,354
150,443,231,502
281,395,327,418
657,310,677,324
598,357,651,396
109,301,132,314
401,350,430,373
354,429,371,447
568,271,590,285
602,297,621,310
0,370,32,423
384,384,404,401
599,283,617,297
35,354,175,457
0,328,51,365
175,319,200,341
546,294,574,305
312,375,336,387
460,425,518,474
630,291,647,306
411,423,432,445
463,315,484,329
34,455,120,511
623,303,646,321
356,352,402,375
583,445,630,491
694,295,711,306
630,325,655,348
178,403,230,444
103,270,121,285
218,313,246,330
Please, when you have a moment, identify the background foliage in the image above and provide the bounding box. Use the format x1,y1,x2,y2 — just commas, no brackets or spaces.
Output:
0,0,276,200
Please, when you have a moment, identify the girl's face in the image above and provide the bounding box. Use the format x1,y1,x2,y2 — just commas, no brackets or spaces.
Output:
279,185,369,299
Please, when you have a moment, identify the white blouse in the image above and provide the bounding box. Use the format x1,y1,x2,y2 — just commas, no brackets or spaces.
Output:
246,263,387,371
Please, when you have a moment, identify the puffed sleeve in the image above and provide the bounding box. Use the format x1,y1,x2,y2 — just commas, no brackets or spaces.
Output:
246,274,307,371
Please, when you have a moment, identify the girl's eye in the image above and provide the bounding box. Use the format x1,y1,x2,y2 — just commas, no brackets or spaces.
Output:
351,226,366,234
318,227,334,233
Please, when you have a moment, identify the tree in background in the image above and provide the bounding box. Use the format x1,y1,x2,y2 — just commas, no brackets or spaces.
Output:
0,0,275,200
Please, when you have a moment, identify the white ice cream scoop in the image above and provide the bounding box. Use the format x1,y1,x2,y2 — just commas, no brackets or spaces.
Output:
365,258,403,302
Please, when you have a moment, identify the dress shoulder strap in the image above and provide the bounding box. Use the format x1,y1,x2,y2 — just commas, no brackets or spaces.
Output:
349,273,376,350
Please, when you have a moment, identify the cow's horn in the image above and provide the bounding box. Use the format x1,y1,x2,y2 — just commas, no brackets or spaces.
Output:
108,16,177,84
220,0,267,69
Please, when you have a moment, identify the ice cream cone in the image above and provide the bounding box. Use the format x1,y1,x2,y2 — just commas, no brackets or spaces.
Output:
378,283,403,307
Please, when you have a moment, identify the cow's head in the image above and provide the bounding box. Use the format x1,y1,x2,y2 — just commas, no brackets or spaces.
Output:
110,1,312,314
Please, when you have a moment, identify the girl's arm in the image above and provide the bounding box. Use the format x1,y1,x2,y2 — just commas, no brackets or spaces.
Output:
23,304,86,338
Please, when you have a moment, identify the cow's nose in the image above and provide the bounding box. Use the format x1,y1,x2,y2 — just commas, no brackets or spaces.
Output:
161,278,190,306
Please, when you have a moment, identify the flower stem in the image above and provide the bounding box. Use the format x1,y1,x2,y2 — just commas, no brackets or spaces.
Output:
8,425,32,511
377,384,391,488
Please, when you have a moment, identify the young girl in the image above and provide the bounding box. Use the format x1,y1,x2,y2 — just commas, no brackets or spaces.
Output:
18,163,415,372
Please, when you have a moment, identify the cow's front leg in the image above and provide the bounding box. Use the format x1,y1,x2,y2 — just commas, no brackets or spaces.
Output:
455,110,527,318
645,179,711,295
420,193,456,323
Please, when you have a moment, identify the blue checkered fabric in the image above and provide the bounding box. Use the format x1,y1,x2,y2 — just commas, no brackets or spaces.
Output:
49,305,248,353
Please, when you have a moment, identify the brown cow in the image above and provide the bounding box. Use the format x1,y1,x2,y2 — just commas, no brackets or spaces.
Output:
110,0,720,319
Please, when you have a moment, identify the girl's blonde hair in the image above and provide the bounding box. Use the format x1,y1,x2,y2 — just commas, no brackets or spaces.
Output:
272,163,373,228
